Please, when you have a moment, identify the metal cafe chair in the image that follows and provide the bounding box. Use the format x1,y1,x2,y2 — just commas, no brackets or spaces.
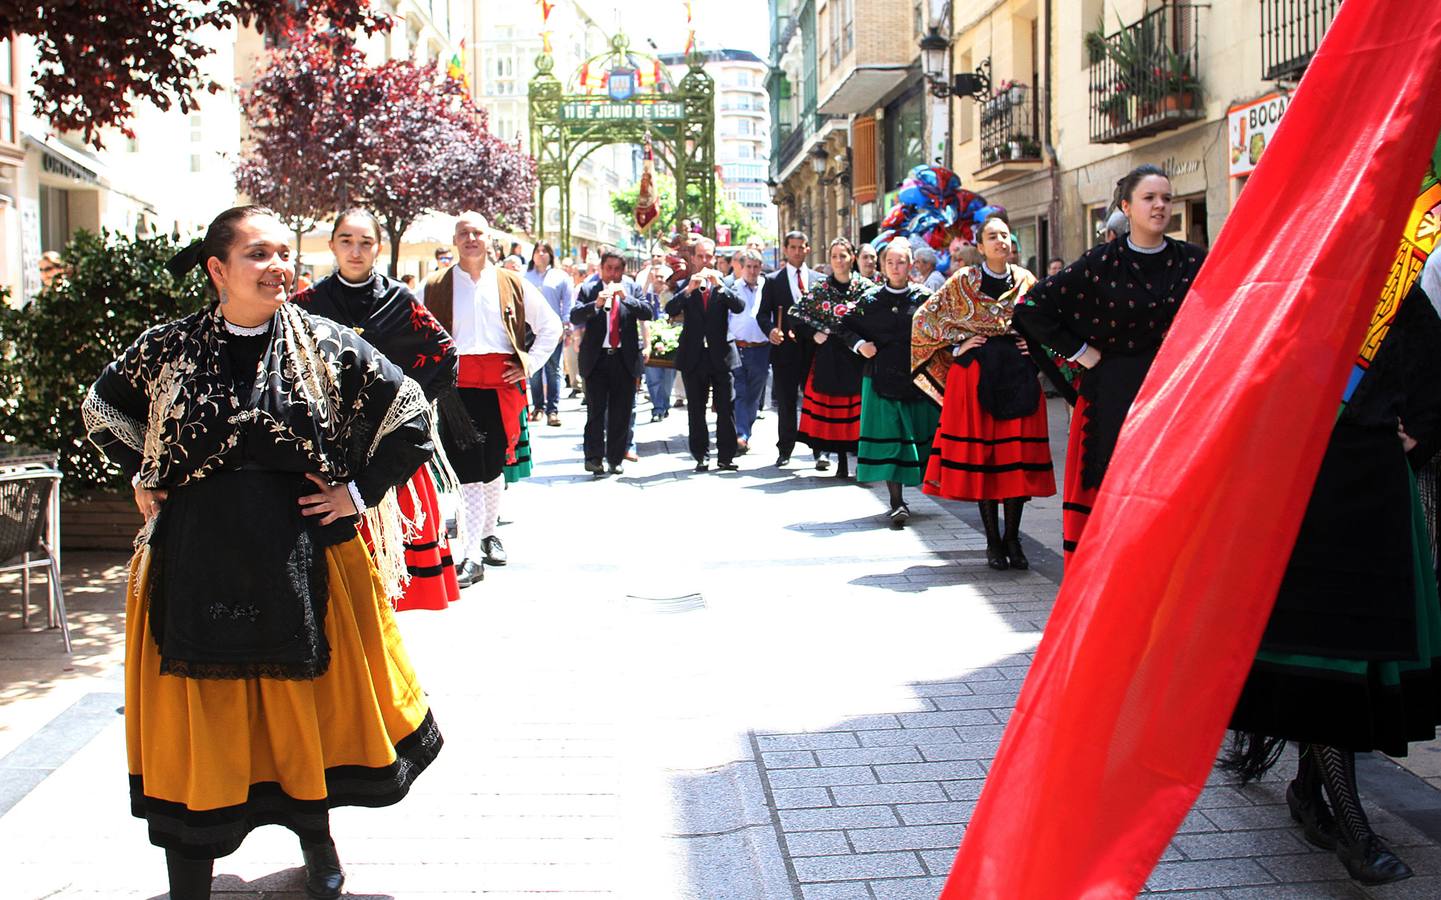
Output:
0,466,71,653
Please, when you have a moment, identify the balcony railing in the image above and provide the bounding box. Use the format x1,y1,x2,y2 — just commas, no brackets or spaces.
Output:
979,83,1042,170
1261,0,1340,81
1089,2,1204,145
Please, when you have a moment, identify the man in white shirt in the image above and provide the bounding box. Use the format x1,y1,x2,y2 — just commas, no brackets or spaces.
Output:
727,248,769,453
423,212,561,585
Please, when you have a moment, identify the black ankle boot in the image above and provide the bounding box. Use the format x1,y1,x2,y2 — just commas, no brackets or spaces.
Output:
1001,498,1029,569
301,840,346,899
1336,831,1413,885
977,501,1007,570
1286,780,1337,850
1311,744,1414,885
165,850,214,900
836,453,850,479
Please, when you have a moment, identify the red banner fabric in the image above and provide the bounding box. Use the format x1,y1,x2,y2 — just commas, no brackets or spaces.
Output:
942,5,1441,898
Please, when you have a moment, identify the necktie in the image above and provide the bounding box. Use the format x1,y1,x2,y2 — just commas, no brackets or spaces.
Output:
795,268,805,301
702,286,710,311
608,294,621,347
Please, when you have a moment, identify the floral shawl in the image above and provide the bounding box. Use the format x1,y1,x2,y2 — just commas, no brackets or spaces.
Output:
911,264,1036,405
790,274,876,334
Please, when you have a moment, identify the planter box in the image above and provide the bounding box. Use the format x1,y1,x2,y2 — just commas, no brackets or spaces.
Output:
61,490,143,552
1161,91,1198,113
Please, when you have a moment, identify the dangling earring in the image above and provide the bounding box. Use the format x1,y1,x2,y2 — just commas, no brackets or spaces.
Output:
219,288,229,306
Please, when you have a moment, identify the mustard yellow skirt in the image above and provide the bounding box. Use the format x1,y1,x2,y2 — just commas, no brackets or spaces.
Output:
125,536,442,859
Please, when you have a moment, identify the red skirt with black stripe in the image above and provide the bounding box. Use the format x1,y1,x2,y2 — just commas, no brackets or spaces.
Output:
362,465,461,612
922,359,1056,502
798,370,862,453
1061,391,1099,565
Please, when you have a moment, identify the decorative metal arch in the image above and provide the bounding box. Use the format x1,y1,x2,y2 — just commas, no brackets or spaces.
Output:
529,33,715,254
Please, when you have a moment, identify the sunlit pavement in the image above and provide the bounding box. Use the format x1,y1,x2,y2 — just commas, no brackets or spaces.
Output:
4,388,1441,898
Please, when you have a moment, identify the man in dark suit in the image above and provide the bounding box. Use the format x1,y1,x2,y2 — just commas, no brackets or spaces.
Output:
665,236,746,472
570,250,654,475
757,230,821,467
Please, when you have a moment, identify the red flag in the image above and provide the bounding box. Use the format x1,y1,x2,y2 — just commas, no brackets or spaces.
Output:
942,4,1441,898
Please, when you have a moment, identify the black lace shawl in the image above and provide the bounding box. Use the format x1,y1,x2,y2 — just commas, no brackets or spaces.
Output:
83,302,431,493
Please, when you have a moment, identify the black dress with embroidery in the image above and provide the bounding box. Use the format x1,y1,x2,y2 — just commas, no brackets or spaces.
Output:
85,304,432,678
1013,236,1206,488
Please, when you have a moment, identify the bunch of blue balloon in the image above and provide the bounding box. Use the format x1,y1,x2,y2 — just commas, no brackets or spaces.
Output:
870,164,1006,275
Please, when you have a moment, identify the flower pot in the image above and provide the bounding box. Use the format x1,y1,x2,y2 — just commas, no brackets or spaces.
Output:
1008,141,1021,159
1161,91,1197,113
1008,85,1025,105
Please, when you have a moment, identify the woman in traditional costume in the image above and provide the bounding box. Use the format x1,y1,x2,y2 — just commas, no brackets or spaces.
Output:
293,208,463,611
841,239,940,525
1224,265,1441,886
83,206,442,900
1012,164,1206,562
791,237,873,479
913,215,1055,569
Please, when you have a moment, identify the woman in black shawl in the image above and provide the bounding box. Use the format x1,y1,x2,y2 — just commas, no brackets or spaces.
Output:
83,206,442,900
294,208,463,610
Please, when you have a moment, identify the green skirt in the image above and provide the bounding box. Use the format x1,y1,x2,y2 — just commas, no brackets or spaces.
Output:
504,405,532,484
855,376,941,487
1230,475,1441,756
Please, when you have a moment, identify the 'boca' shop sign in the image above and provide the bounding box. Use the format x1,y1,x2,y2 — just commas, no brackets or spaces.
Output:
1228,92,1291,179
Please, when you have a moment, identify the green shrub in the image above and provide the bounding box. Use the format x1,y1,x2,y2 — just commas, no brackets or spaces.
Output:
0,229,209,494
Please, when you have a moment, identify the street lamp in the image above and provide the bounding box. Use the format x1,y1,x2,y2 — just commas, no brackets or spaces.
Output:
920,25,992,100
919,27,950,97
809,144,829,176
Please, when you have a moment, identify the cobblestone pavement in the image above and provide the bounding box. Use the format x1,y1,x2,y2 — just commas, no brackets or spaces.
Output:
3,390,1441,898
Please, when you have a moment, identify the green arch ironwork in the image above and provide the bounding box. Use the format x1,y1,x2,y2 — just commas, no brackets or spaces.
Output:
529,33,715,254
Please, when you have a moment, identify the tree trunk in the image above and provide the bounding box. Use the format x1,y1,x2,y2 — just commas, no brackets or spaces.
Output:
387,221,406,277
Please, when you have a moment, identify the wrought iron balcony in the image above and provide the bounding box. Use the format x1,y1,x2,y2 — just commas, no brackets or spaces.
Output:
1261,0,1340,81
978,83,1043,179
1088,2,1204,145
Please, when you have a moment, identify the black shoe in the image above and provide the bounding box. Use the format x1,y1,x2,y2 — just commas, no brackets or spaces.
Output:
650,414,663,423
717,461,739,471
455,559,484,588
985,544,1009,570
694,461,709,472
888,504,911,526
584,458,604,474
815,457,831,472
1002,537,1029,570
481,535,507,566
301,841,345,900
1336,832,1412,885
776,455,790,467
608,462,624,474
1287,781,1337,851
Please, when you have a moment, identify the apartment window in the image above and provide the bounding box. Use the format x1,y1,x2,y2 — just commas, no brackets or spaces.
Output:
0,36,14,147
830,1,841,68
191,154,203,173
843,0,854,53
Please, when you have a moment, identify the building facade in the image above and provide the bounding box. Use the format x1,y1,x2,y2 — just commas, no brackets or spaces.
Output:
945,0,1341,267
767,0,931,264
663,48,776,238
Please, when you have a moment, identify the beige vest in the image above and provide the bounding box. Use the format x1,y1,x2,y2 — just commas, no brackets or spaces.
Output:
423,265,530,374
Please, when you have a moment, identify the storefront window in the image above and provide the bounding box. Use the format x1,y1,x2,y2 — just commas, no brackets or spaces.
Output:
883,88,925,189
38,185,70,252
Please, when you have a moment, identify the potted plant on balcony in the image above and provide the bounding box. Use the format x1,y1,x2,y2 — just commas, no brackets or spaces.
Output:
1085,22,1107,66
1019,137,1042,159
1097,89,1131,130
1155,46,1201,113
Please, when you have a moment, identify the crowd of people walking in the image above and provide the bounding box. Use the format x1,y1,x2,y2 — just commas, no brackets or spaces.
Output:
78,155,1441,896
